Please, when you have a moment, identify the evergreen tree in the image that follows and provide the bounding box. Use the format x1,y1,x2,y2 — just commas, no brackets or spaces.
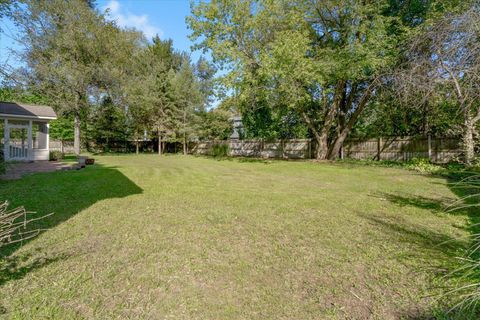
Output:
11,0,142,155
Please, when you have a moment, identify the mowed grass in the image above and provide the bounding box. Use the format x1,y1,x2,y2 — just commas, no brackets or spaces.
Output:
0,155,474,319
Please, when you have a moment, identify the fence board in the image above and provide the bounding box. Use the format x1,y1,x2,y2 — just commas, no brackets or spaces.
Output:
190,136,462,162
51,136,462,163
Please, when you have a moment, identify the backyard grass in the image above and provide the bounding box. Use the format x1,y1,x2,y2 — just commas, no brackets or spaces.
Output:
0,155,476,319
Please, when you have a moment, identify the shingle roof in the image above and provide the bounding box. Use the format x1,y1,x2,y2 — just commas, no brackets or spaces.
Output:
0,101,57,119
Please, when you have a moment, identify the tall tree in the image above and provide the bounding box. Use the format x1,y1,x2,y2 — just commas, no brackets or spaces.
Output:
49,117,74,153
396,6,480,164
10,0,141,155
171,58,202,155
197,108,234,140
88,97,130,152
127,38,178,155
188,0,461,159
194,56,217,108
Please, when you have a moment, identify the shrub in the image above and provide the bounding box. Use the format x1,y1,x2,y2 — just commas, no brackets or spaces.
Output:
210,144,229,158
339,158,450,175
404,158,443,173
49,150,64,161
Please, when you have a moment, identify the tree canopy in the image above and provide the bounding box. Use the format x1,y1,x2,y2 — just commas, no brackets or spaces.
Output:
1,0,227,155
188,0,468,159
0,0,477,163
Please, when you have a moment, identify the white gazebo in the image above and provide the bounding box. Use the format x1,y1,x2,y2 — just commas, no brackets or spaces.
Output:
0,102,57,161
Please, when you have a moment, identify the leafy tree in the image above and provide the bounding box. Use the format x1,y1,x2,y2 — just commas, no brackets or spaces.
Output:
171,59,202,154
395,5,480,164
194,56,217,108
188,0,462,159
88,97,131,152
127,38,178,154
0,87,48,105
197,108,233,140
10,0,142,155
49,117,74,153
150,36,183,72
240,103,308,140
126,37,211,155
353,86,462,138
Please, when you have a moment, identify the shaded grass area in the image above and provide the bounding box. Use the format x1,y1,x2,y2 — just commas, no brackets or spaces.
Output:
0,155,476,319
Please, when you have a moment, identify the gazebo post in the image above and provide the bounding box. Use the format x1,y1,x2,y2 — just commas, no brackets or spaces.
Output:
4,118,9,161
27,120,33,161
46,123,50,156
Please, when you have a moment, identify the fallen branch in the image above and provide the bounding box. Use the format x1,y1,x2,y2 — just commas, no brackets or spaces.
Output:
0,201,53,249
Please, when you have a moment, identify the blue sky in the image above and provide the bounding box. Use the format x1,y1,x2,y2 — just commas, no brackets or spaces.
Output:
0,0,205,69
99,0,201,59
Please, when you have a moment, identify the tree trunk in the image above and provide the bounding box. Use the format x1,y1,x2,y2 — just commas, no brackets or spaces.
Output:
328,82,375,160
328,130,349,160
183,110,187,155
297,81,346,159
316,133,329,159
135,136,139,155
463,116,475,166
73,111,81,156
301,111,331,160
158,128,162,155
183,134,187,155
60,139,64,154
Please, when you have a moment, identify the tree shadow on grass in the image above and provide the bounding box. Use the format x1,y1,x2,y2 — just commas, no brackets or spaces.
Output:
370,173,480,319
373,192,454,215
0,251,71,287
359,213,468,260
0,163,142,276
358,211,476,319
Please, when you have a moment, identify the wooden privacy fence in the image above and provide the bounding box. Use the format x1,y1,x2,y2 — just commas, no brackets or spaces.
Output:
342,136,461,163
191,139,311,159
190,136,462,163
49,136,463,163
49,140,75,153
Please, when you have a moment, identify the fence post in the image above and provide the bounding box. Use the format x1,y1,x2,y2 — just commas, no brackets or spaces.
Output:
308,139,312,159
427,134,432,161
377,137,382,161
260,138,264,157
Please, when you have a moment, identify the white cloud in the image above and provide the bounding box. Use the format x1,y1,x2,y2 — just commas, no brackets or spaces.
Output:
103,0,163,39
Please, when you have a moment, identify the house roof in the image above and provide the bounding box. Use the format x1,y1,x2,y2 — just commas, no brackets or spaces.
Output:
0,101,57,120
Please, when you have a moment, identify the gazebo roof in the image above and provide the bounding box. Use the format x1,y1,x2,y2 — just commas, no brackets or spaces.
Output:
0,101,57,120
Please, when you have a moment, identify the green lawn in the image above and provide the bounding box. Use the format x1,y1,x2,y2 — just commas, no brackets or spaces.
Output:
0,155,475,319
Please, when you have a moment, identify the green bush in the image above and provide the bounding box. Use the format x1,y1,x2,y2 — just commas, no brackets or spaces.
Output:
404,158,443,173
49,150,64,161
210,144,229,158
339,158,450,174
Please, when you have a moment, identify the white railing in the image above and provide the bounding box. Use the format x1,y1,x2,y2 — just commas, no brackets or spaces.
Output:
9,142,28,160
